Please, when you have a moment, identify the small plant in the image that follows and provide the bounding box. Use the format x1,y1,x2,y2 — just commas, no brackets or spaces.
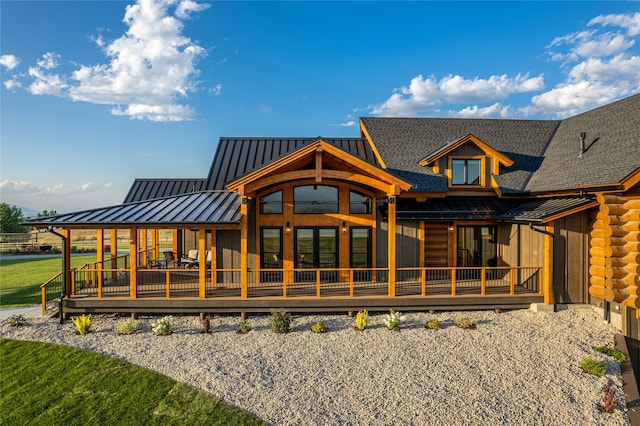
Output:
311,321,328,333
71,314,92,335
594,346,626,363
355,309,368,331
5,314,26,327
268,309,292,333
579,357,606,376
114,318,138,335
152,315,173,336
455,316,476,330
201,314,211,334
238,319,251,334
425,319,441,330
598,379,619,413
383,309,406,331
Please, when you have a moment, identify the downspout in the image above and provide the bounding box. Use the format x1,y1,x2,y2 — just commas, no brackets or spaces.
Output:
529,223,556,312
47,227,67,324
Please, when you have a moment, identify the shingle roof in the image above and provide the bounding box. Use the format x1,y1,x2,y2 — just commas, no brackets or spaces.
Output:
206,138,379,190
25,191,240,227
123,178,207,203
361,117,560,193
526,93,640,193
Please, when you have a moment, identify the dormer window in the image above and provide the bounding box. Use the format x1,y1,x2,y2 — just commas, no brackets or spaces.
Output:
451,158,481,186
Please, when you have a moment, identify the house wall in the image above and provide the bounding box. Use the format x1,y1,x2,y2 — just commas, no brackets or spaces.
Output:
552,210,591,304
396,221,420,267
499,223,545,269
376,213,388,268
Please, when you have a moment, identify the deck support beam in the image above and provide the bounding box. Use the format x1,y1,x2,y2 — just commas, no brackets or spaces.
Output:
388,195,397,297
130,228,138,299
198,228,206,298
240,197,249,298
96,229,104,296
110,229,118,280
543,223,554,304
62,229,71,296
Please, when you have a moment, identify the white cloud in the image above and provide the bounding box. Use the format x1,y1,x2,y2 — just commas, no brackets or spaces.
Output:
371,73,544,116
0,180,41,194
22,0,210,122
336,120,356,127
0,54,20,70
209,83,222,96
369,10,640,119
3,79,22,90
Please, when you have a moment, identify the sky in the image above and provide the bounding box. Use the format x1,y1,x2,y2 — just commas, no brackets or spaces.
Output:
1,1,639,214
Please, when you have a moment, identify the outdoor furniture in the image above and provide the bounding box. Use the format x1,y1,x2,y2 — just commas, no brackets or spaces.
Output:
179,249,199,268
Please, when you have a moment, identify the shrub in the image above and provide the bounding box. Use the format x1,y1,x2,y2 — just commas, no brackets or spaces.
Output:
455,316,476,330
425,319,441,330
383,309,406,331
152,315,173,336
238,319,251,334
268,309,291,333
5,314,26,327
599,379,619,413
71,314,92,335
311,321,328,333
594,346,626,363
456,317,476,330
114,318,138,335
580,357,606,376
355,309,368,331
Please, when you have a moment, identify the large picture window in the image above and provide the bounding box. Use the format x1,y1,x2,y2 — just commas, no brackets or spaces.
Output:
451,159,481,185
294,185,338,214
260,190,282,214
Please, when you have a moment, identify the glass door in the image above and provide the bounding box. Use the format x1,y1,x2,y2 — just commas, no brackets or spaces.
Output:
260,228,282,282
456,226,497,279
295,227,338,281
350,227,371,281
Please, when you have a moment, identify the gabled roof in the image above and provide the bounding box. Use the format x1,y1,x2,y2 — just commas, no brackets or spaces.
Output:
206,138,379,190
526,93,640,193
124,178,207,203
226,139,411,195
418,134,514,167
360,117,560,193
25,191,240,228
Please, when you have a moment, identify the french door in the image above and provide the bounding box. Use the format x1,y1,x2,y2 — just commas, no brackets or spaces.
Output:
295,227,338,281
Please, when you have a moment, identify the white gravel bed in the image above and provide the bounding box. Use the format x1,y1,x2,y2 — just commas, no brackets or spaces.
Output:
1,307,630,425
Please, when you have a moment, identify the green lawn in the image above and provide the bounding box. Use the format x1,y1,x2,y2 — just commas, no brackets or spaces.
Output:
0,256,96,308
0,339,264,425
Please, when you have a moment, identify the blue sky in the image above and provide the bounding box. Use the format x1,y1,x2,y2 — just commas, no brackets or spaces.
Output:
1,1,639,213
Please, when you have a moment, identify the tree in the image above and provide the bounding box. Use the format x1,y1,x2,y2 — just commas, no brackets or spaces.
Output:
37,210,57,218
0,203,28,233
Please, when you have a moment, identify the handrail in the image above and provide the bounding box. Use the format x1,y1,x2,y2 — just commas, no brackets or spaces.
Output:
40,272,63,316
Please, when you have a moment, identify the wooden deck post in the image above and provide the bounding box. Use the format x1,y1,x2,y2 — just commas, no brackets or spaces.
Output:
199,228,206,298
96,229,104,297
387,196,397,297
211,230,217,286
62,229,71,296
151,229,159,261
110,229,117,280
543,224,554,304
129,228,138,299
140,229,148,268
240,196,248,298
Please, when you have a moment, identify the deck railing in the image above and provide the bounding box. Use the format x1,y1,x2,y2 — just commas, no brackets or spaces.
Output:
40,272,63,316
61,265,542,299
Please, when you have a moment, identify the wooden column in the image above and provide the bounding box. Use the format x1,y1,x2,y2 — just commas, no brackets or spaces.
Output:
62,229,71,296
129,228,138,299
151,229,159,260
240,197,249,298
388,196,397,297
211,230,217,286
96,229,104,296
543,223,553,304
199,228,206,298
172,229,179,259
140,229,148,267
110,229,118,280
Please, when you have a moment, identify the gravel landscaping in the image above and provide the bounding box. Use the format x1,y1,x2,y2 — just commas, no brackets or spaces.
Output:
1,306,631,425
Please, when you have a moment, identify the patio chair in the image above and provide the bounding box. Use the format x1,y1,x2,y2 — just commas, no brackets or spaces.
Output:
179,249,199,268
162,251,175,268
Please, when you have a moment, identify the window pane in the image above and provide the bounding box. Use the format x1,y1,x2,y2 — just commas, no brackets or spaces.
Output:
260,190,282,214
350,227,370,268
261,228,281,268
294,185,338,213
467,160,481,185
350,191,372,214
451,160,466,185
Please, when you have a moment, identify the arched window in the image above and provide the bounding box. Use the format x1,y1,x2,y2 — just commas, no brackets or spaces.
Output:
349,191,372,214
260,190,282,214
294,185,338,214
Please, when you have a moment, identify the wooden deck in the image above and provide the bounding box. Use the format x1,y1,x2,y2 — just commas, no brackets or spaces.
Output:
59,267,544,316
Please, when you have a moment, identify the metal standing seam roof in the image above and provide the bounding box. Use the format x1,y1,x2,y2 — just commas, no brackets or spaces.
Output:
205,138,379,190
24,191,241,227
498,197,598,224
123,178,208,203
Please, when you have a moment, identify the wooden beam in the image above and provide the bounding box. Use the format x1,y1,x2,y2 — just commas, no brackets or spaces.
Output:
140,229,148,268
315,146,322,183
543,223,553,304
211,230,217,286
110,230,117,281
96,229,104,296
129,229,138,299
388,197,396,297
198,228,206,298
240,197,248,298
62,229,71,297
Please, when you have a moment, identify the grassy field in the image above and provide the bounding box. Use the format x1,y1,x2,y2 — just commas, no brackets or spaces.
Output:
0,255,97,308
0,339,264,425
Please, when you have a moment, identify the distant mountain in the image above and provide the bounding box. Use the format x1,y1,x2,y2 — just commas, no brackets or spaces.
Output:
12,205,39,218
